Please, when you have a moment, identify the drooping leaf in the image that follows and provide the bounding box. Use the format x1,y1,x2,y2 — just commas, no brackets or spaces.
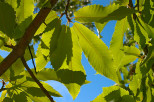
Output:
35,18,62,72
24,68,88,100
0,2,16,37
74,4,136,23
41,18,61,56
72,23,118,82
49,25,86,99
50,25,72,70
16,0,34,23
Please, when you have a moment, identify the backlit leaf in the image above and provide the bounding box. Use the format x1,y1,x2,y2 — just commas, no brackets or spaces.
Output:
72,23,118,82
0,2,16,37
16,0,34,23
74,4,136,23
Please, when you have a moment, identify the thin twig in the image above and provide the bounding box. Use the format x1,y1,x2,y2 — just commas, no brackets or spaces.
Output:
128,0,137,20
4,45,15,49
0,80,6,92
60,0,72,22
28,45,37,74
20,57,54,102
65,0,71,22
137,0,139,11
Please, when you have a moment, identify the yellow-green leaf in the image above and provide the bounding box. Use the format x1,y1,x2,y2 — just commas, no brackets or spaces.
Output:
72,23,118,82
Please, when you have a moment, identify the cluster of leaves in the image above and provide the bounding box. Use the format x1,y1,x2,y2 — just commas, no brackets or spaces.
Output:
0,0,154,102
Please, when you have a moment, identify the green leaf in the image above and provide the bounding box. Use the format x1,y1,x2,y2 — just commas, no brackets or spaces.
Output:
6,76,62,101
110,18,127,62
24,68,88,100
35,11,58,36
128,16,150,48
41,18,61,56
0,2,16,37
121,95,135,102
74,4,136,23
1,59,25,81
142,0,154,27
35,18,62,72
92,86,131,102
0,90,7,101
13,16,33,39
49,25,86,99
5,0,18,10
0,37,4,48
138,18,154,40
95,22,108,38
50,25,71,70
129,74,142,96
122,46,140,57
16,0,34,23
35,44,49,72
72,23,118,82
22,79,62,97
3,97,13,102
114,0,129,6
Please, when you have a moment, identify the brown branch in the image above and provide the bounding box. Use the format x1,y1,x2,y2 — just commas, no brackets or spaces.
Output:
60,0,72,22
137,0,139,11
0,0,58,76
20,57,54,102
128,0,133,8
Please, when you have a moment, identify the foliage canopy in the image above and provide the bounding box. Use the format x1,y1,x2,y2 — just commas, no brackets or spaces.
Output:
0,0,154,102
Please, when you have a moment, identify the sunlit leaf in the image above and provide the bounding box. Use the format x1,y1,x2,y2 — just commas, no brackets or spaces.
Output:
74,4,136,23
129,74,142,96
16,0,34,23
24,68,88,100
72,23,118,82
92,86,133,102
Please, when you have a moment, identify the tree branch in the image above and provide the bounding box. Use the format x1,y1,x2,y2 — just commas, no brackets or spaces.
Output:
0,80,6,92
0,0,58,76
20,57,54,102
60,0,72,22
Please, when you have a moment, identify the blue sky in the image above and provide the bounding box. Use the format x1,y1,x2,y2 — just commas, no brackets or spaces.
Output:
0,0,136,102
